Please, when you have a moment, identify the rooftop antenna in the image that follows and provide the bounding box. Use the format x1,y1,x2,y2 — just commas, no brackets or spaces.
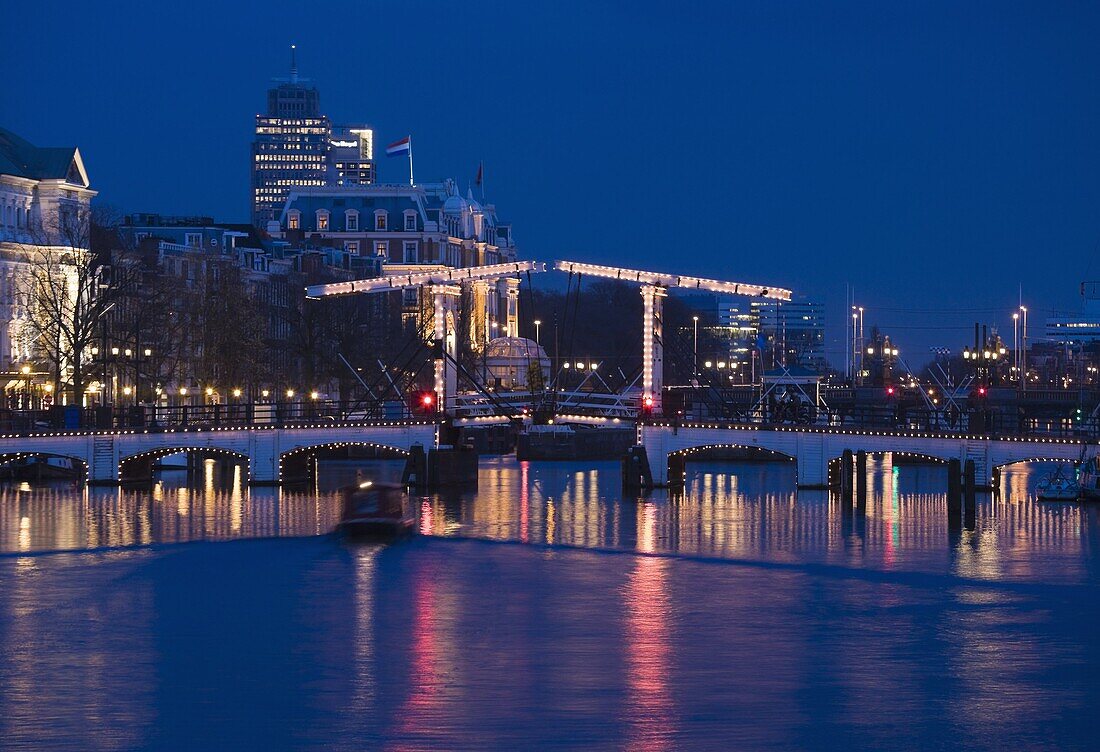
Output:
290,44,298,84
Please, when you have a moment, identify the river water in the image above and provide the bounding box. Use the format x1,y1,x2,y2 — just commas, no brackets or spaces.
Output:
1,456,1098,750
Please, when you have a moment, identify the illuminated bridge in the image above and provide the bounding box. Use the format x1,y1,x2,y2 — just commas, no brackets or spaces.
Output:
636,420,1097,488
0,421,437,485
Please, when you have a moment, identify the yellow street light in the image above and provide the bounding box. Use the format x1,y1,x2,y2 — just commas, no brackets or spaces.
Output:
232,388,242,398
286,389,295,398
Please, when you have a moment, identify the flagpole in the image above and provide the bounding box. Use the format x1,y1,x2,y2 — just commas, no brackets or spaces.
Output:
408,137,414,186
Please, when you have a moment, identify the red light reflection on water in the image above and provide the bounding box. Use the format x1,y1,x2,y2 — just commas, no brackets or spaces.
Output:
394,562,445,749
625,502,675,750
419,497,433,536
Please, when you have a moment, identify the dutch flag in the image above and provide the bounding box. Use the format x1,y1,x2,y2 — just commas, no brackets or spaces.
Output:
386,136,411,157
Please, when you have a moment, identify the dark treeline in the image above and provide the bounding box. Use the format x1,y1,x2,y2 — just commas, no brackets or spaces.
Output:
516,280,699,390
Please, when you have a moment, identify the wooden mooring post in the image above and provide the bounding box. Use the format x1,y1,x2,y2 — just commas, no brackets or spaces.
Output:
855,450,868,512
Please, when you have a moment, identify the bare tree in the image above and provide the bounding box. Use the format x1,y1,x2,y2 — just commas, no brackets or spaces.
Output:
15,206,140,404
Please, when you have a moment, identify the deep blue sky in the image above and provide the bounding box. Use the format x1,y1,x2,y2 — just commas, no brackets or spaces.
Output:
5,0,1100,366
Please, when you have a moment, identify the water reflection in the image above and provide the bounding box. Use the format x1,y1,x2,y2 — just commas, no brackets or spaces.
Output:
412,456,1099,584
0,460,404,553
624,502,674,750
2,451,1099,750
1,455,1098,586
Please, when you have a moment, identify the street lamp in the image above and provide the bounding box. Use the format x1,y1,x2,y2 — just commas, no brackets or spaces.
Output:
692,315,700,379
1020,306,1028,392
534,319,542,345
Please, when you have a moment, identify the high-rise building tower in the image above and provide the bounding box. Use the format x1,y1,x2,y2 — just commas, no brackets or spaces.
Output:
251,46,332,227
251,48,377,228
328,126,375,186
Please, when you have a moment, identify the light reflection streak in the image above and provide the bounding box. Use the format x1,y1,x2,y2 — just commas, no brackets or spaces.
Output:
394,559,456,750
520,461,529,543
419,497,433,536
625,501,675,750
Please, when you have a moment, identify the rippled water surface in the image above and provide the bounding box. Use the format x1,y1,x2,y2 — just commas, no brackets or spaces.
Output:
1,456,1098,750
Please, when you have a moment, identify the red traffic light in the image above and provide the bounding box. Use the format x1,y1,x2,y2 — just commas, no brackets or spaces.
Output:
420,393,435,408
977,386,987,396
641,395,654,410
886,386,895,396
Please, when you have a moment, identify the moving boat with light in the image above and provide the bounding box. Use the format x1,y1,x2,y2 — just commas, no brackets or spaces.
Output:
337,481,415,540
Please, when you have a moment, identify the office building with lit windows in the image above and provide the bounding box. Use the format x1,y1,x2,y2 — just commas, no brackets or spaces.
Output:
251,49,375,227
751,296,826,371
328,126,374,187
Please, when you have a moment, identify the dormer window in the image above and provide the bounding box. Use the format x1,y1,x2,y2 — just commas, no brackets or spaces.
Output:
287,210,300,230
345,209,359,232
316,209,330,231
404,210,417,231
374,210,387,231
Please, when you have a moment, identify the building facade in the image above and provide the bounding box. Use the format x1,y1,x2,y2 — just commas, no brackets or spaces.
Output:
269,179,519,353
751,296,826,372
250,50,375,227
0,126,96,379
1047,282,1100,345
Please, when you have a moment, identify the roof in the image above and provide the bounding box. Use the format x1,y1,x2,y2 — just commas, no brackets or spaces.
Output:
0,127,89,186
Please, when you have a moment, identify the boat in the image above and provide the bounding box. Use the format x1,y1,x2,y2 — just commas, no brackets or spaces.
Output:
1078,457,1100,500
1036,464,1080,501
0,454,81,481
337,481,415,541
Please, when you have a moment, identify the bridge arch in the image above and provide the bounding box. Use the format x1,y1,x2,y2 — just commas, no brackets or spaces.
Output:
278,441,411,484
668,443,797,486
119,446,250,483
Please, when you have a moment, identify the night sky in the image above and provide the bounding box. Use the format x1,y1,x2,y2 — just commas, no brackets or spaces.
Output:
5,0,1100,366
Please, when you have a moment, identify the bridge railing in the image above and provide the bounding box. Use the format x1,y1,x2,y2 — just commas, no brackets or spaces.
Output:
669,404,1100,440
0,400,421,434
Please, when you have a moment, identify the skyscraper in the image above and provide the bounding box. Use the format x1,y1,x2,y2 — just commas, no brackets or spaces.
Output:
251,48,378,229
251,47,330,228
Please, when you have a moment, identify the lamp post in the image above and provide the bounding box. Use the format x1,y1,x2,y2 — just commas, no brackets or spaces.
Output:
692,315,699,380
858,307,864,384
20,364,31,410
851,310,858,383
1020,306,1028,392
1013,312,1019,383
533,319,541,346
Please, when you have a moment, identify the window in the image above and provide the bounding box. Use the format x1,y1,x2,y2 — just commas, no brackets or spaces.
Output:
345,241,360,255
345,210,359,231
374,211,387,230
403,241,419,263
185,232,201,248
404,211,417,231
402,288,419,307
375,241,388,258
316,210,329,231
287,210,300,230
